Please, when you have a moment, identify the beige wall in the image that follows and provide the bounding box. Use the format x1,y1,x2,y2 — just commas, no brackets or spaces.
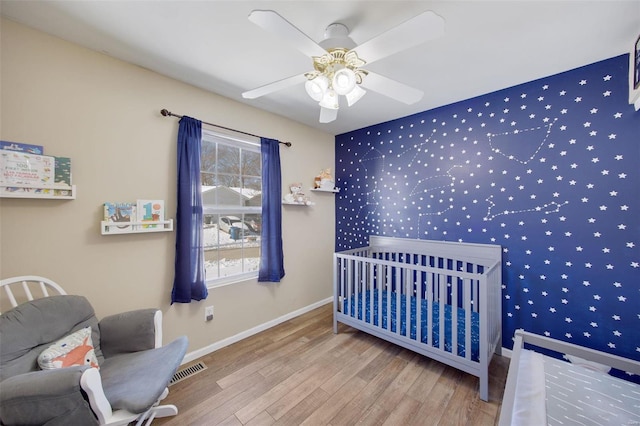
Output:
0,18,336,357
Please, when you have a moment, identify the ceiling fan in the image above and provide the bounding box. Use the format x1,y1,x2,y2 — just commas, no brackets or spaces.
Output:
241,10,445,123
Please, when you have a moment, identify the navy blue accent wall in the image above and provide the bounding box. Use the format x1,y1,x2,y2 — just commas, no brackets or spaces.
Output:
335,55,639,363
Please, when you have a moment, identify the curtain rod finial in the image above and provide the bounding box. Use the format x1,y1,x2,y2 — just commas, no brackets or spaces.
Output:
161,109,170,117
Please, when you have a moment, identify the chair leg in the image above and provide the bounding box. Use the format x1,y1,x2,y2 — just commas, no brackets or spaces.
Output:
133,388,176,425
134,405,179,426
150,405,178,419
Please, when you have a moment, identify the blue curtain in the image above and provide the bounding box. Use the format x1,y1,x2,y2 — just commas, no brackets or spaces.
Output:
258,138,285,282
171,116,208,303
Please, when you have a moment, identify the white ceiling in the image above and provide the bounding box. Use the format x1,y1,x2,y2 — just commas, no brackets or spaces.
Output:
2,1,639,135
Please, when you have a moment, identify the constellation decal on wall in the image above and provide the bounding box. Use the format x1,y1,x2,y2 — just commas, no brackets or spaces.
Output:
488,118,558,164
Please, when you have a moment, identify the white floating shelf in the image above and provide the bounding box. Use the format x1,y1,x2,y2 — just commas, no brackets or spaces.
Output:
0,184,76,199
282,201,315,206
101,219,174,235
310,187,340,193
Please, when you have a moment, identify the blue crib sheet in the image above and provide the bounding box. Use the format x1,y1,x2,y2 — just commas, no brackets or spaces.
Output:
344,290,480,361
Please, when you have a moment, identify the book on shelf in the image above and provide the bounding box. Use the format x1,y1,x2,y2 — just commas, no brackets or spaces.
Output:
137,199,165,229
103,202,137,233
53,157,72,196
1,151,55,195
0,141,44,155
0,152,72,197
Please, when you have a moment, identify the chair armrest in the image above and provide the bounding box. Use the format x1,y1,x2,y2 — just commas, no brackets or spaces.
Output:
0,367,100,426
99,309,162,358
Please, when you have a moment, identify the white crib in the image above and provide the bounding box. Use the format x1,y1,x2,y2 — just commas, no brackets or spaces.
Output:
333,236,502,401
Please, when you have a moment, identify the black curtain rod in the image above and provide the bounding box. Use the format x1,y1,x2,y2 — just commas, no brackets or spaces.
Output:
160,109,292,147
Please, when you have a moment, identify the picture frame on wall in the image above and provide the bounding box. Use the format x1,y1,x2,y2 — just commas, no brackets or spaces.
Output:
630,34,640,110
635,34,640,89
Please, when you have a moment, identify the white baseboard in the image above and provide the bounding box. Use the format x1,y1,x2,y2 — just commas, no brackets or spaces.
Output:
181,297,333,365
501,347,512,359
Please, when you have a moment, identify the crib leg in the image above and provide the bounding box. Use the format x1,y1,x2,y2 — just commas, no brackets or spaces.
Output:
479,372,489,402
333,295,338,334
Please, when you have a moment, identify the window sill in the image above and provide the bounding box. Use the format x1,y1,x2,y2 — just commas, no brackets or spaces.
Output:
206,272,258,289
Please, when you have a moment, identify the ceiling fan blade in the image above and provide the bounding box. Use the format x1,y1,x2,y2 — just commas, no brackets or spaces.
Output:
319,107,338,123
248,10,327,58
352,11,445,65
360,71,423,104
242,74,307,99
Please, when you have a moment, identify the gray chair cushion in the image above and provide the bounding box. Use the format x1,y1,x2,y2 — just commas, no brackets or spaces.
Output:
0,366,99,426
99,335,188,413
99,309,158,358
0,295,102,382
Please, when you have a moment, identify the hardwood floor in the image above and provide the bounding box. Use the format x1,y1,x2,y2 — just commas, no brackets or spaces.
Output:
155,303,510,426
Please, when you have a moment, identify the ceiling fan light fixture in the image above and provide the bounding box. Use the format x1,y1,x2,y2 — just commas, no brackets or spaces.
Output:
319,106,338,123
305,75,329,102
332,67,357,95
319,89,339,110
345,84,367,107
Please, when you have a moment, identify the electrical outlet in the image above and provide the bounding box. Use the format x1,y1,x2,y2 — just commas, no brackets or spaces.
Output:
205,306,214,321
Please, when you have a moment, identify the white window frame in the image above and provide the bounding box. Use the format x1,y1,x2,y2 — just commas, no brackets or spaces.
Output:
201,129,261,289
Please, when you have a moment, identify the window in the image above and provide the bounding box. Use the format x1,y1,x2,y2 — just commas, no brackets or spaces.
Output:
201,130,261,286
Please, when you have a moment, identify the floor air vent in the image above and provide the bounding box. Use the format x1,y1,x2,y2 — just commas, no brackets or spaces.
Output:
169,361,207,386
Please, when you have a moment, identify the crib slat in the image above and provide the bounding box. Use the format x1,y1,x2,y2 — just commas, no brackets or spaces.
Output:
341,258,345,316
395,267,401,336
452,274,458,356
347,258,353,317
426,272,433,346
377,263,382,329
385,266,393,332
439,273,446,352
464,277,472,360
405,267,410,338
473,268,479,313
368,261,374,324
416,269,422,344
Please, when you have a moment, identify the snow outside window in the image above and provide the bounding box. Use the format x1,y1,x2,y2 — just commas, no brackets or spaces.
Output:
201,130,261,287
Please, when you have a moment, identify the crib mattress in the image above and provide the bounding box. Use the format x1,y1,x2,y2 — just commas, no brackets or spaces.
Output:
344,290,480,361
